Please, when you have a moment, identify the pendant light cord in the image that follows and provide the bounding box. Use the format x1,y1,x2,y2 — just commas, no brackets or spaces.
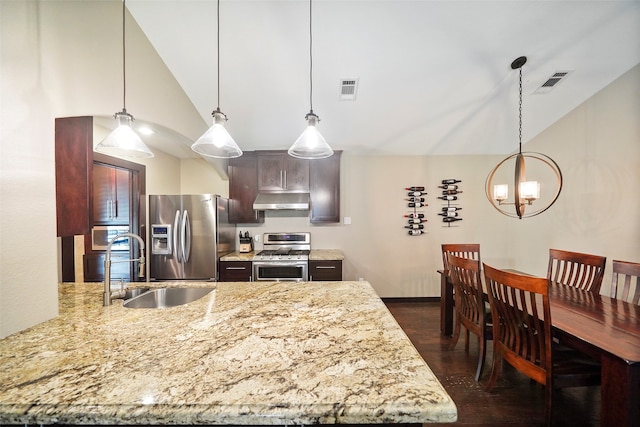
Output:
122,0,127,112
309,0,313,113
217,0,221,112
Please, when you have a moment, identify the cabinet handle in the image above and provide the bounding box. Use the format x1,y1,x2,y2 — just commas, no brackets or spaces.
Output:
283,170,287,189
316,266,336,269
280,170,284,188
226,266,247,270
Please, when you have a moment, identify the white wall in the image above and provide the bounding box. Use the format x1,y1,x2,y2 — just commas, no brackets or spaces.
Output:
237,65,640,298
0,1,206,338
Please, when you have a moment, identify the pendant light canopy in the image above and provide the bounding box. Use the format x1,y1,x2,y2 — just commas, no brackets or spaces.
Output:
95,0,154,158
288,0,333,159
485,56,562,219
192,0,242,159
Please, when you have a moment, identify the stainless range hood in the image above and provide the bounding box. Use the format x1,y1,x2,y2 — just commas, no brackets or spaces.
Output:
253,193,310,210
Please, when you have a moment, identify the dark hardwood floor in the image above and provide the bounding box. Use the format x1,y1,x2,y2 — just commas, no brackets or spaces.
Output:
384,300,600,427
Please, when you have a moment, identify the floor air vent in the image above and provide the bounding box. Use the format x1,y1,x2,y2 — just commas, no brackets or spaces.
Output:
533,71,572,94
339,78,359,100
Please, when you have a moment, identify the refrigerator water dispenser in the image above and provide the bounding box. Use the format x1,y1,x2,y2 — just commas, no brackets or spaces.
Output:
151,224,172,255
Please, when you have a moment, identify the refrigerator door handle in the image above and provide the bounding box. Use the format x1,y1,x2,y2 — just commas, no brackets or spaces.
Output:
173,210,181,262
181,210,191,263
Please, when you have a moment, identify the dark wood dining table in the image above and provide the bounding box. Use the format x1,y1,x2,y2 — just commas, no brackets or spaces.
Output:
437,269,640,427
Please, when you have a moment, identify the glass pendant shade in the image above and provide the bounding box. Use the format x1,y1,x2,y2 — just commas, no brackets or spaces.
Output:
192,111,242,158
288,112,333,159
95,110,154,158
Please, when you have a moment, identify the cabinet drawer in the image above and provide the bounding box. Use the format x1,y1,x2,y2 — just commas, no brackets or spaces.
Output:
219,261,253,282
84,253,132,282
309,260,342,281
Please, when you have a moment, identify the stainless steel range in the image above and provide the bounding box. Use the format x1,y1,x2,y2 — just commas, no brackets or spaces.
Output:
253,232,310,281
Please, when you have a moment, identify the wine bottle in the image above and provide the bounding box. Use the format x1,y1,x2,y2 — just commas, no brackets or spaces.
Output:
404,224,424,230
407,229,424,236
441,179,462,185
442,190,462,195
441,206,462,212
405,213,425,219
407,218,426,224
437,195,457,201
407,191,424,197
442,217,463,223
438,212,459,217
408,202,427,208
438,185,458,190
406,197,425,203
405,186,425,191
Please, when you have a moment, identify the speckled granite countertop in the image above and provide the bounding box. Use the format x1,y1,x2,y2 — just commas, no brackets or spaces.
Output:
221,249,345,261
0,281,456,425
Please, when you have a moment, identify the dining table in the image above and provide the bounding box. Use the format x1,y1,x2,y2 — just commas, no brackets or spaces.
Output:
437,268,640,427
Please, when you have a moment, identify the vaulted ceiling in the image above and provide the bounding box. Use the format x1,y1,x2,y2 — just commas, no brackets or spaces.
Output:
126,0,640,157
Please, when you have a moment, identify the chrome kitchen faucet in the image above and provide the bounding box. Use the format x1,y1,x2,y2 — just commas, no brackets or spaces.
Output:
103,233,146,306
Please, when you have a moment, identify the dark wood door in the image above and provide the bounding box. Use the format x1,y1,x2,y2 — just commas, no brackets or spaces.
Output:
228,153,264,224
310,151,341,223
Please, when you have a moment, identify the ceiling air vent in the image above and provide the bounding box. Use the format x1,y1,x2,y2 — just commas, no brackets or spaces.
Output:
339,78,359,101
533,70,572,94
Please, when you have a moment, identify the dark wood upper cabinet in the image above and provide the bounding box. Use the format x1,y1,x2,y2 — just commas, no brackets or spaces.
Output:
258,153,309,193
55,116,93,237
228,152,264,224
310,151,341,223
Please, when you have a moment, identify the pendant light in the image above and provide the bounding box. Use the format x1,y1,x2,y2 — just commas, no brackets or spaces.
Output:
485,56,562,219
192,0,242,159
288,0,334,159
95,0,154,158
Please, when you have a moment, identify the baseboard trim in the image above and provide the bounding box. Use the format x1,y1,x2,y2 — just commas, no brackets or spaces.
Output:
381,297,439,303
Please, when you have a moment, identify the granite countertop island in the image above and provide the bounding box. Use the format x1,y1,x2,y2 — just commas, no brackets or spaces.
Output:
0,281,457,425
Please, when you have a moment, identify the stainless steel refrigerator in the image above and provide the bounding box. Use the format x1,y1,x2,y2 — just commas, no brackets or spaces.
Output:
149,194,235,281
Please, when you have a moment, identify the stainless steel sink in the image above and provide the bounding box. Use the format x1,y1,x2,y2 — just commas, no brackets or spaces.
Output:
123,287,213,309
123,287,150,300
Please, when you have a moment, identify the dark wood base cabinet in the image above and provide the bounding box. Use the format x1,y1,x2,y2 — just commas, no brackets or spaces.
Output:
219,261,253,282
309,260,343,281
83,253,132,282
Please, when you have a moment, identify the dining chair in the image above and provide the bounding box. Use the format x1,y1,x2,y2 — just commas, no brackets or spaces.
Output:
441,244,481,274
447,253,491,381
483,263,601,427
547,249,606,294
610,260,640,305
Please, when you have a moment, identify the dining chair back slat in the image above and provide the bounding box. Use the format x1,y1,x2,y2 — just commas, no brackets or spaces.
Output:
547,249,606,294
611,260,640,305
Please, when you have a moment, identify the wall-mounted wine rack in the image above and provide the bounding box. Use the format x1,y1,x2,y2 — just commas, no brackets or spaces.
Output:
405,186,426,236
439,179,462,227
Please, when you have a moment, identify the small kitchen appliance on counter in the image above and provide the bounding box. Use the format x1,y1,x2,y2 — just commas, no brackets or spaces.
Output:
252,232,310,281
239,231,253,253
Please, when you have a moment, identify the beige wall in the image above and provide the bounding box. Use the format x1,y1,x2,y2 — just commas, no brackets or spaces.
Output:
1,0,638,336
